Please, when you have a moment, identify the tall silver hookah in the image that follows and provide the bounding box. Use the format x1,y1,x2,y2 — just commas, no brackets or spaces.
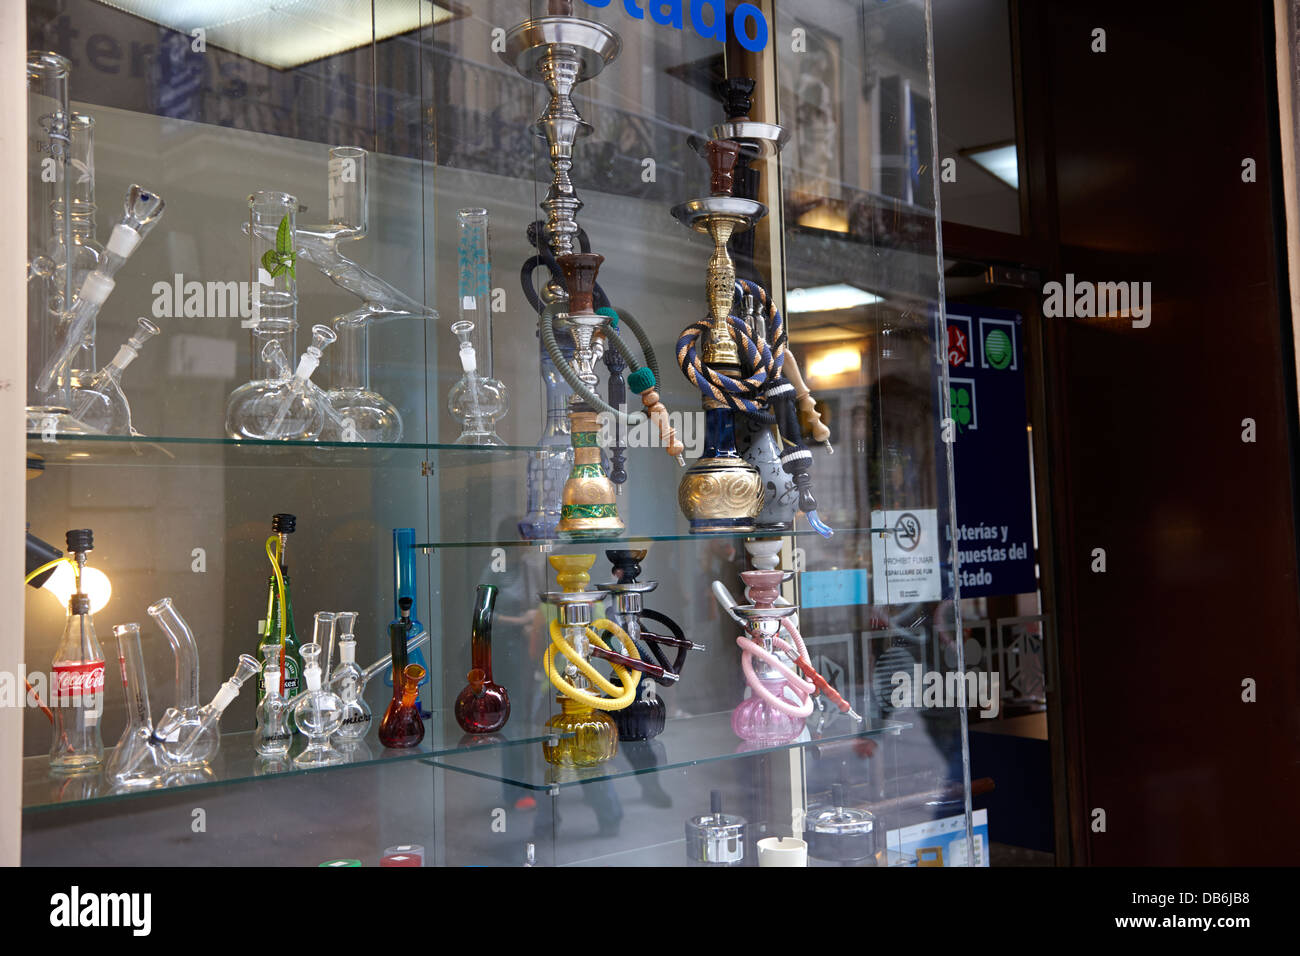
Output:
507,1,685,539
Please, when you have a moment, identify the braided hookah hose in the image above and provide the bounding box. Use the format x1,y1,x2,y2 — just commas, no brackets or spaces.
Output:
597,551,703,686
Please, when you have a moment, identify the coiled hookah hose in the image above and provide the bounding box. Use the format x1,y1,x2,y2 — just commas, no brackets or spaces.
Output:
523,222,684,463
678,278,834,536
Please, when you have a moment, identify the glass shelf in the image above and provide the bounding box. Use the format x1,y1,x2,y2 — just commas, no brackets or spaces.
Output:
417,527,883,551
425,711,909,792
22,711,559,815
25,433,542,467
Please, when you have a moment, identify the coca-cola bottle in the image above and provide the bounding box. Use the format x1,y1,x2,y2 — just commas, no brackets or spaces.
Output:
50,585,105,772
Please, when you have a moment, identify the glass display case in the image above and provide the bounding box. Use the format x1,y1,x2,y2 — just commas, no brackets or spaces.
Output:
15,0,972,867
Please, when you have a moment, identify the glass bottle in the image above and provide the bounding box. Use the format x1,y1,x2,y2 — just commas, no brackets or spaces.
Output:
389,529,429,713
49,594,105,773
447,208,508,445
105,622,166,789
258,513,302,724
291,643,345,767
255,645,292,757
454,584,510,734
518,330,574,539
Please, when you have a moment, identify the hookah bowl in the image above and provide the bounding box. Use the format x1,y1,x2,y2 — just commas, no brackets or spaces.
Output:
539,554,630,766
555,253,623,537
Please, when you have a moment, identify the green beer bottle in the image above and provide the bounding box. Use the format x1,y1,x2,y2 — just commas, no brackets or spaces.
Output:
258,513,303,729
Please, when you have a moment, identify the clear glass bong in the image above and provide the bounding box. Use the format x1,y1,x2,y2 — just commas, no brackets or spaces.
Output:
230,323,338,441
105,623,167,790
254,644,292,758
146,597,218,767
157,654,260,766
447,208,508,445
244,147,436,444
291,642,345,767
70,317,160,435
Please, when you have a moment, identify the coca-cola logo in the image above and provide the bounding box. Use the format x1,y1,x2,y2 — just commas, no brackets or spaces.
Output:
52,661,105,700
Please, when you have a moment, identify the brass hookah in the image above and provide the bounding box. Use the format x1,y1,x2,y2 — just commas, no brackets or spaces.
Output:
673,79,834,536
505,0,682,539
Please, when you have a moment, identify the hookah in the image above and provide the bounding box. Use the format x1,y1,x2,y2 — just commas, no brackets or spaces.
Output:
33,184,165,429
244,146,436,443
105,623,168,789
291,643,346,767
673,81,835,535
538,553,644,766
712,566,861,745
70,317,161,435
448,208,509,445
330,623,431,742
597,549,702,741
506,1,682,538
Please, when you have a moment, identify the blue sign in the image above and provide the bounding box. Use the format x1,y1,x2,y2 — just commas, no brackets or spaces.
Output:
944,305,1036,598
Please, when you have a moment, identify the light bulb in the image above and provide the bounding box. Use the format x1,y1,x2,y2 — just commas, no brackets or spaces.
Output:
43,562,112,615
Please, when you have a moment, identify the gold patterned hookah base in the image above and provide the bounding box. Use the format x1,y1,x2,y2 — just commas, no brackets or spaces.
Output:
678,453,765,533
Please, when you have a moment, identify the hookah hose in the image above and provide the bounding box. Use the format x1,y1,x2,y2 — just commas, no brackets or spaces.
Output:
736,623,814,719
543,617,642,711
265,536,288,695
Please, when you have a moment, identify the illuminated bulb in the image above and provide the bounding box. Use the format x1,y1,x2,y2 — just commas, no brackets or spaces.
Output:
808,346,862,380
43,562,112,615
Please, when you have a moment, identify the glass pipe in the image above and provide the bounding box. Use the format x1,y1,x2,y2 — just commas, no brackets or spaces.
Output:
388,530,429,713
540,554,641,766
331,611,356,679
311,611,337,682
48,530,105,773
48,113,104,381
518,328,575,538
70,317,160,435
255,645,292,757
328,619,430,743
448,320,509,445
454,584,510,734
157,654,260,765
291,643,345,767
379,664,426,749
146,597,218,766
105,623,167,789
27,52,77,424
231,324,338,441
36,184,165,400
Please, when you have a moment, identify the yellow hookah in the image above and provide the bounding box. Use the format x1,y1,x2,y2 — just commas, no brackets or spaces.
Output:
540,554,642,766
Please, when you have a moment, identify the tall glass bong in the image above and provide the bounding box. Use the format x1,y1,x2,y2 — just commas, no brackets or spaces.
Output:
447,208,508,445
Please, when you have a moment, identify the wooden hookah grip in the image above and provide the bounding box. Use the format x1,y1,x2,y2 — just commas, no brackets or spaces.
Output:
783,352,832,445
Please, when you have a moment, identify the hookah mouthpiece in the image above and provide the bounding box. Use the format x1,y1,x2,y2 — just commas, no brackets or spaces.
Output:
271,513,296,534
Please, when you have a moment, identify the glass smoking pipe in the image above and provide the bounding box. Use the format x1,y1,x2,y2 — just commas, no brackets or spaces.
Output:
256,324,339,440
327,622,431,742
540,554,642,766
454,584,510,734
291,643,346,767
105,623,167,790
70,317,160,435
158,654,260,765
145,597,216,766
255,645,292,757
36,184,166,399
448,320,509,446
311,611,338,682
378,663,426,749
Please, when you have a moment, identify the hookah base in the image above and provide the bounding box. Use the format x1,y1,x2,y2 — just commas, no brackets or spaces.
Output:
678,457,764,534
542,709,618,767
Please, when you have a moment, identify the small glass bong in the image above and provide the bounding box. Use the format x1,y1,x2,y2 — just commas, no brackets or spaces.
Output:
379,598,426,748
448,208,508,445
106,623,167,789
255,645,292,758
330,621,431,743
454,584,510,734
291,642,345,767
540,554,644,766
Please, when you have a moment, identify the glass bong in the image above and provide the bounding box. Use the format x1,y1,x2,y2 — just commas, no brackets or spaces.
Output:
454,584,510,734
291,643,345,767
447,208,508,445
105,622,168,789
378,598,426,748
254,644,292,758
331,625,432,743
243,147,436,443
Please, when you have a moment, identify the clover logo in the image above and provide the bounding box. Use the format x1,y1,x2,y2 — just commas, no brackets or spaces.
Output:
950,384,974,433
